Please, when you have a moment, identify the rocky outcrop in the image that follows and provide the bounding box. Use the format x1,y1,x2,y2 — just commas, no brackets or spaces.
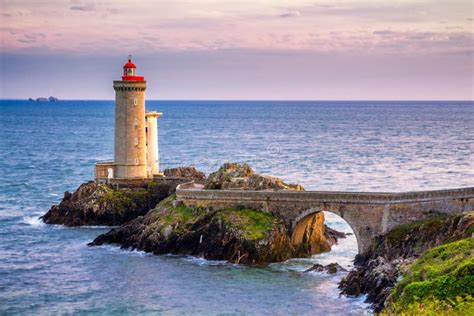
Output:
204,163,304,191
305,262,347,274
164,166,206,182
324,225,348,245
339,212,474,312
42,166,205,226
41,181,171,226
90,163,345,264
90,195,343,264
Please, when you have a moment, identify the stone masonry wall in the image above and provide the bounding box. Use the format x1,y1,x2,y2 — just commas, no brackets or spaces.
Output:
176,185,474,253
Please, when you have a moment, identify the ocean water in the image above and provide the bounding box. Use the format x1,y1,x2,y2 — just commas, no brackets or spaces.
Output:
0,100,473,314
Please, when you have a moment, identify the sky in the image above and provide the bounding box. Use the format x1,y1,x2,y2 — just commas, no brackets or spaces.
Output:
0,0,473,100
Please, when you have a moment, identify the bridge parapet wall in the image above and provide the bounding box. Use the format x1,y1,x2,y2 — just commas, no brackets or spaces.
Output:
177,184,474,205
176,184,474,253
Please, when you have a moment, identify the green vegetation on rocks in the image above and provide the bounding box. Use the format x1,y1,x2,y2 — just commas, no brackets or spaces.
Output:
216,207,277,240
91,194,340,264
385,215,449,246
385,238,474,315
204,162,304,191
340,212,474,313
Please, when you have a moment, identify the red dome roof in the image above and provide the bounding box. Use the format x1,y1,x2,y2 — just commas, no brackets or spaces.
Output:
123,59,136,69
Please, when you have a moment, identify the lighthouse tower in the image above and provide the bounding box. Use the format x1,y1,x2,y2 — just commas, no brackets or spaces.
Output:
95,56,162,182
113,57,148,178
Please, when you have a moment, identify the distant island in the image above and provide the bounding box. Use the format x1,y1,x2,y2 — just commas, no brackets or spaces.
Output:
28,96,59,102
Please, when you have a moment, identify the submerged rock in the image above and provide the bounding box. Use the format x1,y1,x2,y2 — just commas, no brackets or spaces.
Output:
305,262,347,274
339,212,474,312
204,163,304,191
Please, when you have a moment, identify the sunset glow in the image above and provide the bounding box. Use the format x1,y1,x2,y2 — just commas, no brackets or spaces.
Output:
1,0,473,99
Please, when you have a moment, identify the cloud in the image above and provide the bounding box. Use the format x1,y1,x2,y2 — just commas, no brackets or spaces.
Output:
70,4,95,12
373,30,396,36
279,11,301,18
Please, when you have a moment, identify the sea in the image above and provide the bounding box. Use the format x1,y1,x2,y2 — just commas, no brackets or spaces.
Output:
0,100,473,315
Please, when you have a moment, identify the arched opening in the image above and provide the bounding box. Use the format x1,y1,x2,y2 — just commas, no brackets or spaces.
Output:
291,209,359,259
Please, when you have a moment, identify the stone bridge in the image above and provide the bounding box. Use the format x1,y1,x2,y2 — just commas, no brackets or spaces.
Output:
176,183,474,253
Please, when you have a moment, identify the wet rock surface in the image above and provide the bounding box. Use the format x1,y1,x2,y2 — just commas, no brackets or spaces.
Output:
305,262,347,274
324,225,348,245
339,212,474,312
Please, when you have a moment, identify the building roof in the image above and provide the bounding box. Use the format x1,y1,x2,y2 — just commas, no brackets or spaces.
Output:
123,58,136,69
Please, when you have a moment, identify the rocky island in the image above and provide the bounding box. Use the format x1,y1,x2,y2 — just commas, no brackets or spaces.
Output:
44,163,347,264
42,166,206,226
28,96,59,102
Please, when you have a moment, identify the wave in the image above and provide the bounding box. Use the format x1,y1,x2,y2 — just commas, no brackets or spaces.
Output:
21,216,45,227
182,255,234,267
93,244,151,257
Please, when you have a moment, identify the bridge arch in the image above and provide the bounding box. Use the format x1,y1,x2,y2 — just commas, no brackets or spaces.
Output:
292,207,362,254
176,183,474,255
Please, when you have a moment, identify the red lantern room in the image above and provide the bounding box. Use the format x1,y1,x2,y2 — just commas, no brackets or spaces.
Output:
122,55,144,81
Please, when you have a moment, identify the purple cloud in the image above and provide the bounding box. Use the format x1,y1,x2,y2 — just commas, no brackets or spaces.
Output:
70,4,95,12
279,11,301,18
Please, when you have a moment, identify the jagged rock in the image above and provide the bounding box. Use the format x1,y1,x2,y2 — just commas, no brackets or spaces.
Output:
205,163,304,191
41,181,171,226
324,225,348,245
305,262,347,274
339,212,474,312
163,166,205,182
42,167,207,226
292,212,332,256
91,196,295,264
90,195,346,265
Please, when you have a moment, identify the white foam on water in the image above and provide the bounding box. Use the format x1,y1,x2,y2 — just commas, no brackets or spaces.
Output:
73,225,116,229
93,244,151,257
182,255,232,267
21,215,45,227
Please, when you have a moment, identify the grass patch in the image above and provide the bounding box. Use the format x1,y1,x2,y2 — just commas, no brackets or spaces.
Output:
148,195,201,226
386,238,474,314
217,207,276,240
385,215,449,246
100,189,137,213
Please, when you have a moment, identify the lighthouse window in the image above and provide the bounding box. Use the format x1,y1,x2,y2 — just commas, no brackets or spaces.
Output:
135,158,139,165
134,137,138,146
134,117,138,126
133,98,137,105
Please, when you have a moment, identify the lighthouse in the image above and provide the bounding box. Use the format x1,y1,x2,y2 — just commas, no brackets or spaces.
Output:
95,57,162,182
